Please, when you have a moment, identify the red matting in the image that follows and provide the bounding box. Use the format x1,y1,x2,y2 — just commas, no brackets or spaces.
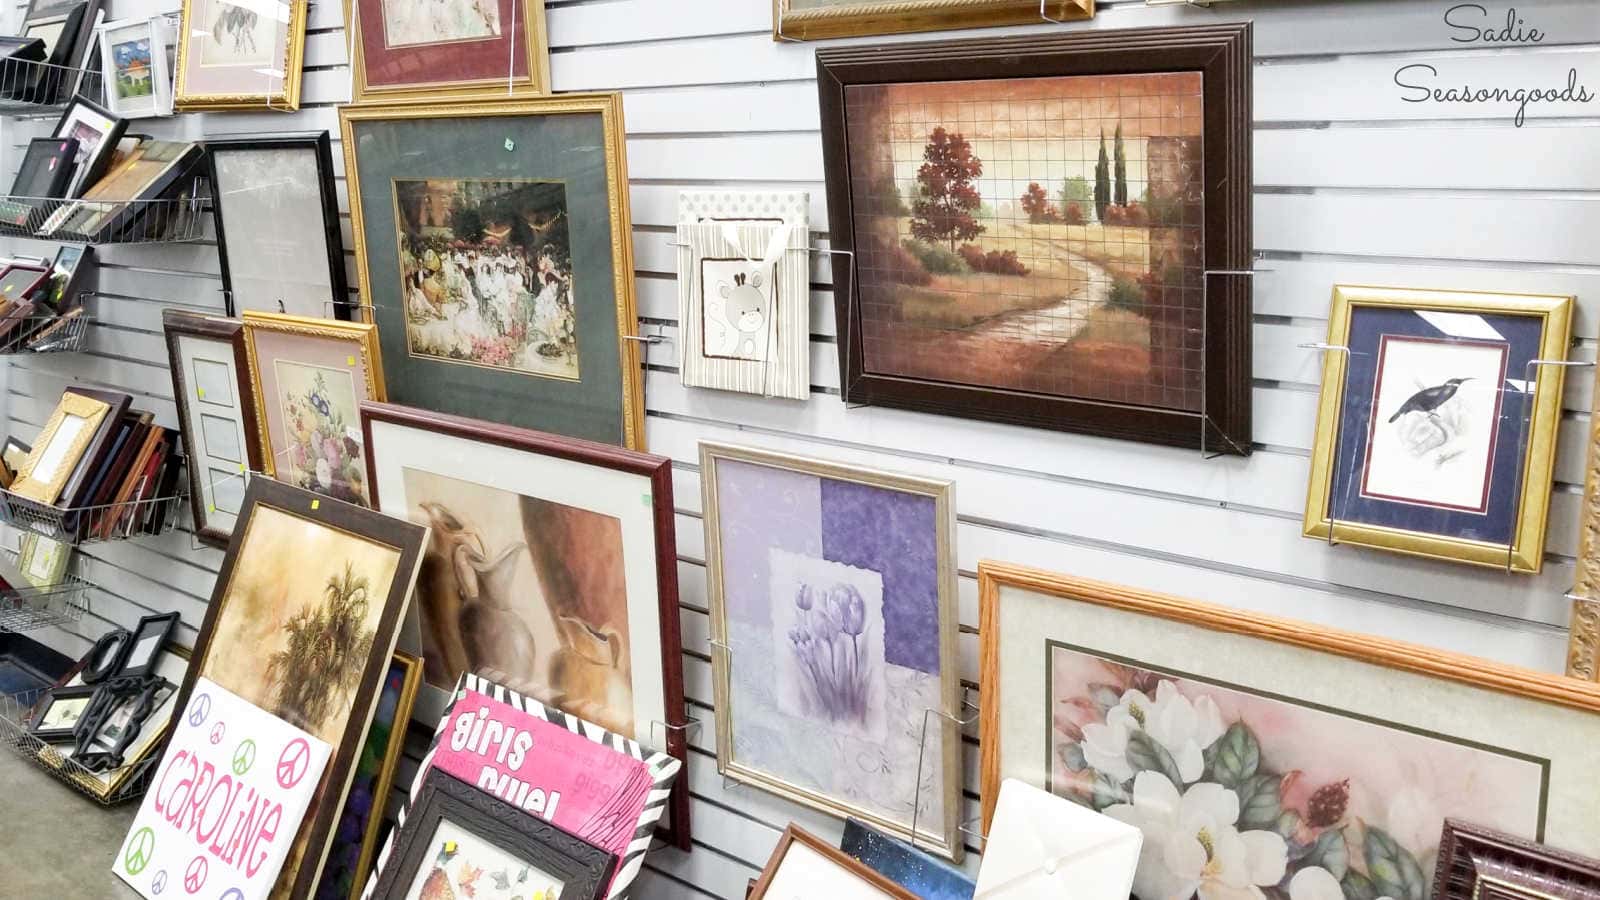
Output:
356,0,530,92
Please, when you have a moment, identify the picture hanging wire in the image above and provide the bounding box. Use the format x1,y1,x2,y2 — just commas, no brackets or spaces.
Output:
909,685,979,854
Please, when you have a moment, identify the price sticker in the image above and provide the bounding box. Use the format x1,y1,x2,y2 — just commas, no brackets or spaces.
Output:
311,499,320,510
346,355,355,367
196,387,205,399
504,138,515,152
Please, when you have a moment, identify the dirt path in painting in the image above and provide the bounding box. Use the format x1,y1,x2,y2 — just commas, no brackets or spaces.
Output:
967,237,1112,346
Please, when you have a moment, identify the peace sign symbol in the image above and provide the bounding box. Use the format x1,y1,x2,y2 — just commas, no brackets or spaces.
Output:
124,827,155,876
276,738,311,789
187,693,211,728
151,870,168,895
219,889,245,900
209,723,226,745
231,739,256,777
183,856,208,894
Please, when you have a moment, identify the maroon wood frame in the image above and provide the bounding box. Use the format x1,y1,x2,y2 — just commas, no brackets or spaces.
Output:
1434,819,1600,900
816,23,1254,454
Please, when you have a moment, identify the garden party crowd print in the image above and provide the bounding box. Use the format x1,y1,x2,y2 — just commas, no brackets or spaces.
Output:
845,72,1206,410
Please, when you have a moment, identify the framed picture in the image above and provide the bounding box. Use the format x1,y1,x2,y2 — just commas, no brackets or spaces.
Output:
0,263,50,306
1302,286,1574,573
372,770,616,900
53,385,132,511
976,560,1600,900
3,437,32,474
173,0,307,111
316,651,421,900
17,532,71,589
0,36,47,102
118,611,177,679
29,682,96,741
58,645,189,799
41,139,203,242
1434,819,1600,900
701,442,963,860
339,94,644,450
1569,387,1600,679
774,0,1091,40
242,311,385,507
51,94,126,198
10,137,78,200
817,24,1253,454
18,0,101,103
345,0,550,103
361,399,692,846
170,476,428,899
751,825,917,900
75,675,175,769
207,132,349,319
975,778,1141,900
840,818,975,900
11,388,112,504
96,17,170,118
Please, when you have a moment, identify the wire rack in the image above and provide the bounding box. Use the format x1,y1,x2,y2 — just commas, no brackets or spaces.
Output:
0,545,89,632
0,687,159,805
0,58,104,118
0,479,186,545
0,188,210,244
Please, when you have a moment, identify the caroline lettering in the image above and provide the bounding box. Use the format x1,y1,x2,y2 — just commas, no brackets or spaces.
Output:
1393,64,1592,126
1445,4,1544,44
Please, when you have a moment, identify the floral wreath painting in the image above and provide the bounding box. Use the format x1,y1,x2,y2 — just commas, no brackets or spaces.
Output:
275,361,369,506
1046,641,1549,900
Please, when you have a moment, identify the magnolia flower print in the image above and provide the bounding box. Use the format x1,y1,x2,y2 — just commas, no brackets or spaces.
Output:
787,582,872,724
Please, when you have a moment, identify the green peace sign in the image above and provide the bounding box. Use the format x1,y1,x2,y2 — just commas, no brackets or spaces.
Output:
124,827,155,876
232,739,257,777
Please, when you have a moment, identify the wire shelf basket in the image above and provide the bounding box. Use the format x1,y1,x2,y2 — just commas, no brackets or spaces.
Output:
0,310,93,355
0,546,89,632
0,687,159,805
0,57,104,118
0,479,186,546
0,187,210,244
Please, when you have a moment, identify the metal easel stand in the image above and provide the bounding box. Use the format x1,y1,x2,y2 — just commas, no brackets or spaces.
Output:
645,714,705,853
908,685,979,853
1502,357,1593,573
704,636,749,796
1194,260,1272,458
1297,341,1357,548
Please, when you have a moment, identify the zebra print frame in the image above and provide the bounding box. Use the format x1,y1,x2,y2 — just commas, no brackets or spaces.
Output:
361,673,682,900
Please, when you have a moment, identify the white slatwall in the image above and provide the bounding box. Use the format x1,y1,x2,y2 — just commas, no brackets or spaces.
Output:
4,0,1599,896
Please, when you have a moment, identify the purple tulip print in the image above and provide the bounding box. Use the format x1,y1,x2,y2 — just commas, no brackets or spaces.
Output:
770,548,888,741
788,582,872,723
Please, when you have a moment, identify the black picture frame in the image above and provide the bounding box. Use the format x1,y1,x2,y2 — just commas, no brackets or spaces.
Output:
0,36,47,100
50,94,126,199
10,137,79,201
372,771,618,900
28,682,96,742
16,0,95,104
206,131,350,320
78,627,131,684
119,611,177,679
74,675,172,771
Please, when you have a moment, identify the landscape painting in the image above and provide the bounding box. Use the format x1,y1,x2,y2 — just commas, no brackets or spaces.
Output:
401,467,635,736
111,36,153,99
1047,642,1548,900
844,72,1206,411
393,179,578,381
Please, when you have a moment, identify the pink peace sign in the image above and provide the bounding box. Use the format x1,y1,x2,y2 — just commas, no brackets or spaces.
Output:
208,723,225,745
276,738,311,789
183,856,207,894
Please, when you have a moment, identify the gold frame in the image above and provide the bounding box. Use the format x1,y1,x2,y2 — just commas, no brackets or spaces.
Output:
1302,285,1573,574
11,391,111,504
173,0,308,111
700,442,964,862
344,0,551,104
338,93,645,451
17,533,70,589
773,0,1092,40
1566,367,1600,680
346,650,422,900
241,311,387,484
976,560,1600,834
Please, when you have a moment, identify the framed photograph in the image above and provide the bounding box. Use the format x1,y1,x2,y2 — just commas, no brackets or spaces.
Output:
96,17,171,119
54,385,132,511
316,651,421,900
339,94,644,450
173,0,307,111
977,560,1600,900
10,388,112,504
163,309,263,546
42,139,203,242
9,137,78,199
346,0,550,103
372,770,616,900
30,682,96,741
701,442,963,860
207,132,349,319
1434,819,1600,900
170,476,427,898
817,24,1253,453
1303,286,1574,573
361,399,692,846
118,611,177,680
51,94,126,198
17,533,71,589
751,825,917,900
242,311,385,507
840,818,975,900
774,0,1090,40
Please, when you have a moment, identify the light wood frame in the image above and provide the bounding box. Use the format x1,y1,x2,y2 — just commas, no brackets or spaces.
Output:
750,825,918,899
1303,285,1573,573
344,0,550,104
12,390,111,504
773,0,1092,41
701,442,963,861
173,0,307,110
977,560,1600,834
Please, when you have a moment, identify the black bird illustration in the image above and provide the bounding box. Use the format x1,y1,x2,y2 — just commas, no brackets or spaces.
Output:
1389,377,1473,423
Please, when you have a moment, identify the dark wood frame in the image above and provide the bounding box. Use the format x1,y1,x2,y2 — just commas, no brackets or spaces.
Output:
56,385,130,510
118,611,177,679
206,132,350,320
28,682,96,742
750,825,918,900
50,93,125,199
1434,819,1600,900
358,399,693,850
169,476,428,900
816,23,1254,454
161,308,264,547
372,770,616,900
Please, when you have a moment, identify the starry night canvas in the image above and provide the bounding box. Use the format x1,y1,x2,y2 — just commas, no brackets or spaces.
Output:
841,819,975,900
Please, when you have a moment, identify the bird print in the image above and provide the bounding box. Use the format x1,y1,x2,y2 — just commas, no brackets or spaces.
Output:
1389,377,1473,423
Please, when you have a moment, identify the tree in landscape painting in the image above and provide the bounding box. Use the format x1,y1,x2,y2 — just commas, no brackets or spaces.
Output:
1021,182,1056,224
1094,131,1111,223
910,127,985,252
264,562,377,732
1113,124,1128,207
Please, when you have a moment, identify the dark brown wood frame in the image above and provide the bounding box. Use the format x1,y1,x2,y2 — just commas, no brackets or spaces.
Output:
161,308,264,548
816,23,1254,454
750,825,918,899
170,476,428,899
1434,819,1600,900
358,399,693,850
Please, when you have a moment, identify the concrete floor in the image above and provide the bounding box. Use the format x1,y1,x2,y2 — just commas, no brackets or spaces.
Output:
0,753,142,899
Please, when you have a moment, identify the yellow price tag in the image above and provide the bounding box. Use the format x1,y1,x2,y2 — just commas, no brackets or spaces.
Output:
207,504,215,513
238,463,246,474
196,387,206,399
346,355,355,367
311,499,320,510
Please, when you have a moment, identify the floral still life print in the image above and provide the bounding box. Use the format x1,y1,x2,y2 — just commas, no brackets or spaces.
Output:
275,361,369,506
1046,643,1547,900
394,179,578,381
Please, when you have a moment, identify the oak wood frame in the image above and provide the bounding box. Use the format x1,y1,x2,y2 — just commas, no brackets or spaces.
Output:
773,0,1092,41
1433,819,1600,900
750,824,919,899
816,23,1253,454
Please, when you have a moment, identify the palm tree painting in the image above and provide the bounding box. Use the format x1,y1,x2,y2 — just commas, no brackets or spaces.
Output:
264,562,378,732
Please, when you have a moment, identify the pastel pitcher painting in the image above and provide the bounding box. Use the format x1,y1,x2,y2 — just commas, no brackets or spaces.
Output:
1046,643,1547,900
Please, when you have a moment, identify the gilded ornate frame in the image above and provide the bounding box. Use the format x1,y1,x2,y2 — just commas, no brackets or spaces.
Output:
773,0,1092,40
338,93,645,450
12,390,111,504
173,0,307,110
1433,819,1600,900
344,0,550,104
1303,285,1573,573
700,442,963,861
1567,368,1600,679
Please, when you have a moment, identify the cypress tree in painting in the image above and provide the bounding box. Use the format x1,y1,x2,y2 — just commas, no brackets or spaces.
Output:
910,126,985,252
1113,122,1128,207
1093,130,1111,223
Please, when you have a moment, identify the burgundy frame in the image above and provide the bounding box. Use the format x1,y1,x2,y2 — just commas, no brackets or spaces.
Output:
1434,819,1600,900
